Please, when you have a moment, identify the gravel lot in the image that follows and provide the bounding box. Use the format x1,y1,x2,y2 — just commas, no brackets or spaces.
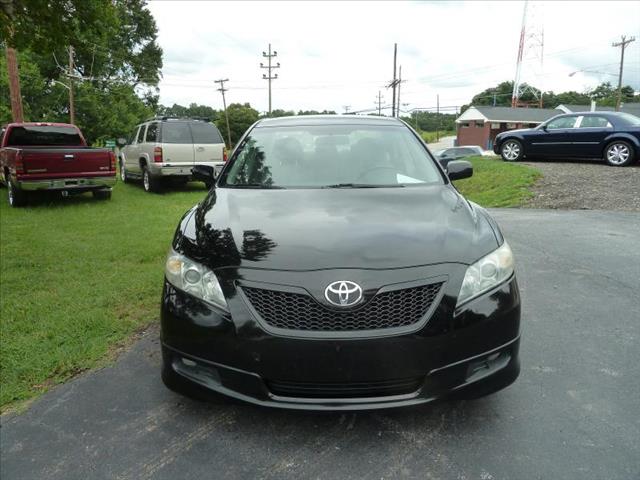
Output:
523,159,640,211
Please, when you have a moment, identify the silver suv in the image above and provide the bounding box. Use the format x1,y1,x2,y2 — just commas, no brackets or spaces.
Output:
117,117,226,192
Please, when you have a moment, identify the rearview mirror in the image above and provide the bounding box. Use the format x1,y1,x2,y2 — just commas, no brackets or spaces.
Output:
447,160,473,181
116,137,127,147
192,165,216,185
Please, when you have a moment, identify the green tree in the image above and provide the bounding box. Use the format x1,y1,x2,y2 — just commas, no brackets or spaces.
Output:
270,109,296,118
159,103,219,120
216,103,259,145
1,0,162,144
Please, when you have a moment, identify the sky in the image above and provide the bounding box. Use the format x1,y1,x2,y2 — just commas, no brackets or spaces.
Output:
148,1,640,115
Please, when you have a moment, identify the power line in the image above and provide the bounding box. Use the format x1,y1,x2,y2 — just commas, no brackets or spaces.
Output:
214,78,232,148
260,43,280,115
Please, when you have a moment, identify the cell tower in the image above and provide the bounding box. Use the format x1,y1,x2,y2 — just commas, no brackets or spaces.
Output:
512,0,545,108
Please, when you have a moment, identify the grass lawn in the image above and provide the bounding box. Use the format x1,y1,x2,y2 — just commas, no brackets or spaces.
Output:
453,156,541,207
0,180,207,411
0,158,541,411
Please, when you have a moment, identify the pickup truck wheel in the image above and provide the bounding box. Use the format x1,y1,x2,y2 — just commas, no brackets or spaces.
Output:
7,178,27,207
119,159,130,183
500,140,523,162
604,140,635,167
142,166,162,193
92,189,112,200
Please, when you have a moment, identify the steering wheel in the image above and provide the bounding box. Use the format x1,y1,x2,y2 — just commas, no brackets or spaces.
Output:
355,166,397,183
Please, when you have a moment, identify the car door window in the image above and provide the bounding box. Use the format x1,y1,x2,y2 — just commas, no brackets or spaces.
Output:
146,123,158,142
128,127,139,145
579,116,612,128
137,125,147,144
547,117,578,130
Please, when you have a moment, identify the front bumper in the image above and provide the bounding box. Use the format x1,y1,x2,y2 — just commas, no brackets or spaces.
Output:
161,273,521,411
17,175,116,191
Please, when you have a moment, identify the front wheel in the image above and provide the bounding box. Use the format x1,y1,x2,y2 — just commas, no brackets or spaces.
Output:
604,141,635,167
7,177,27,207
500,140,523,162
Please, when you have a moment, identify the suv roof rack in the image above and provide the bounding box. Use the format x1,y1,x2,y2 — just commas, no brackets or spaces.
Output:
144,116,212,123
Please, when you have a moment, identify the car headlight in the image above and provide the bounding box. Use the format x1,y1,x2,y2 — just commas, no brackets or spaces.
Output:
165,249,228,310
457,242,514,307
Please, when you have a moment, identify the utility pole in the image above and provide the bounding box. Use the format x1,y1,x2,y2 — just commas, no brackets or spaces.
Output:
396,66,406,117
4,2,24,123
215,78,232,148
260,44,280,115
436,94,440,142
68,46,75,124
612,35,635,111
6,47,24,122
375,91,384,116
343,105,351,114
388,43,398,117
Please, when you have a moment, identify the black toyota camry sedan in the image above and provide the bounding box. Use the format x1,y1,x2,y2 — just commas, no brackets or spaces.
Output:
161,115,521,410
494,111,640,166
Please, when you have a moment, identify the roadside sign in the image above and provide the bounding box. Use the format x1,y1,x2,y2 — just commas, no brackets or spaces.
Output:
105,140,116,148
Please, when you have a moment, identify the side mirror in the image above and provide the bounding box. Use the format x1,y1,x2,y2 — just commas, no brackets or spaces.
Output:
192,165,216,184
116,137,127,147
447,160,473,181
541,125,548,132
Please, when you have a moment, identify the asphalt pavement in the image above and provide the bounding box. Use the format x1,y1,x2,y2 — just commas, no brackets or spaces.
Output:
2,209,639,480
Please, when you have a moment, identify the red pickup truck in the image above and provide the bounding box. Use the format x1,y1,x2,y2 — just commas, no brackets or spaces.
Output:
0,122,117,207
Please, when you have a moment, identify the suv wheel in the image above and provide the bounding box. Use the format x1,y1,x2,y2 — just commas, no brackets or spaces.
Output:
7,177,27,207
501,140,523,162
142,166,162,193
604,141,634,167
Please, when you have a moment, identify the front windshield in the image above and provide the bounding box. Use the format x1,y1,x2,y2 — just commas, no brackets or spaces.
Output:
220,124,443,188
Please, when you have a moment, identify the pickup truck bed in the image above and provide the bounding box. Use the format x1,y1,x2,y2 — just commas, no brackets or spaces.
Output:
1,123,117,207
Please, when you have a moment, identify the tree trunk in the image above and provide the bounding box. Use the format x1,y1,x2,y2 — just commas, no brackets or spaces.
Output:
5,46,24,122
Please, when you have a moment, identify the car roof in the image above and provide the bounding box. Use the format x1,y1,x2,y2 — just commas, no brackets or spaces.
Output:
255,115,405,127
4,122,77,128
556,111,626,118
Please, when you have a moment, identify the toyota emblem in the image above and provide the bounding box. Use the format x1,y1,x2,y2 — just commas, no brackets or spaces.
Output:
324,281,363,307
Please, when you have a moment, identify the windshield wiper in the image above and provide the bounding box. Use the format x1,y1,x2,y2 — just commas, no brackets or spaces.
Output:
225,184,285,189
321,183,405,189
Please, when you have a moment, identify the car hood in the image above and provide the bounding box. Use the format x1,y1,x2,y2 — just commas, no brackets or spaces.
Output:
177,185,500,271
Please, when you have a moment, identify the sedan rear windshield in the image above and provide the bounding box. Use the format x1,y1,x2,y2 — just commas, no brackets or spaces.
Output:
220,124,443,188
6,126,83,146
617,112,640,126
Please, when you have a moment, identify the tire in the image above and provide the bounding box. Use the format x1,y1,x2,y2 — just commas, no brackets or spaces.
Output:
92,189,112,200
7,177,27,207
119,159,130,183
142,166,162,193
604,140,635,167
500,139,523,162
